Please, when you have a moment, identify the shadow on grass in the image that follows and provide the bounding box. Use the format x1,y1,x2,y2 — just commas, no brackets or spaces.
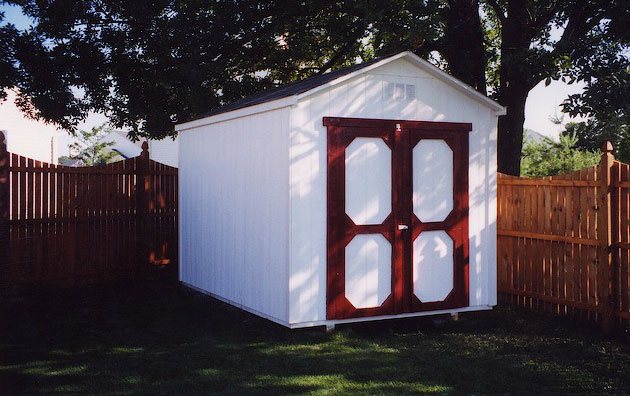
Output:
2,280,630,395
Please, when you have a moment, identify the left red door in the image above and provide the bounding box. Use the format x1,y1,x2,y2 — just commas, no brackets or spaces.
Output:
325,118,401,319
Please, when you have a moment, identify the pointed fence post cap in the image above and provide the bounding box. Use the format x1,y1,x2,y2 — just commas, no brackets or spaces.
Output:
602,141,614,154
139,141,149,159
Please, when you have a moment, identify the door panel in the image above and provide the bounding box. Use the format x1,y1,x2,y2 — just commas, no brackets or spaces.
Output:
412,139,453,223
345,137,392,225
413,230,454,302
345,234,392,309
407,128,469,312
325,117,470,320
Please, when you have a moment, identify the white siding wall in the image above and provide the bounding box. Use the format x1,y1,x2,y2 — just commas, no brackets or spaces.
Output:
179,107,291,324
289,58,498,325
107,132,142,158
1,90,58,164
149,137,179,167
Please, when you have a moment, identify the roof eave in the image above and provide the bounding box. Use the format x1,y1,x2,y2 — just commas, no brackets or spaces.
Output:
175,96,298,132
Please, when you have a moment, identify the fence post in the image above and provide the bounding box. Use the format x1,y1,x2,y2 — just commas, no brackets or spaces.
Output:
136,141,150,271
597,141,615,333
0,132,9,291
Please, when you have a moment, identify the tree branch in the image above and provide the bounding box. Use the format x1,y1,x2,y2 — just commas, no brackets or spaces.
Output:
529,1,561,34
414,38,443,58
551,3,607,57
316,28,365,75
483,0,506,25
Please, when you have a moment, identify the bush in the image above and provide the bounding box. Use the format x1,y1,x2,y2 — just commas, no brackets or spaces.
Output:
520,132,601,177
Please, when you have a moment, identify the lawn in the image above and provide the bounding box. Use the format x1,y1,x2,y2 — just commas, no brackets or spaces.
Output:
2,280,630,396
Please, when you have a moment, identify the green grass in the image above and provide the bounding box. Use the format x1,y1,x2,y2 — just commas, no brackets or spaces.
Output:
2,281,630,395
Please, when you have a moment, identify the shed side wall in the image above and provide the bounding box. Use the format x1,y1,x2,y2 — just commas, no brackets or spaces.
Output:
179,107,290,324
289,58,497,324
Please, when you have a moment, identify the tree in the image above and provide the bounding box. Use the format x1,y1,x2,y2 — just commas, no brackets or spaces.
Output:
68,124,119,166
0,0,374,139
1,1,628,174
370,0,629,175
0,11,18,101
561,121,630,164
560,41,630,163
520,132,600,177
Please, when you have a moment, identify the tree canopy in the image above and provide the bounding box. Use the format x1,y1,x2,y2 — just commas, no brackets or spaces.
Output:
561,39,630,163
1,0,628,174
521,132,601,177
67,123,119,166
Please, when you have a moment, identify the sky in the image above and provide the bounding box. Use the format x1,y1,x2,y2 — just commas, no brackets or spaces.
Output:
1,3,588,151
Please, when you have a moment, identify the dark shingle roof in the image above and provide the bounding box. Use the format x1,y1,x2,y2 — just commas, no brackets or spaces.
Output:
185,56,386,123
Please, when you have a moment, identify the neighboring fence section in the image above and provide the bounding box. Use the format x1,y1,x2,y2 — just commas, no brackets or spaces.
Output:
497,142,629,330
0,131,178,291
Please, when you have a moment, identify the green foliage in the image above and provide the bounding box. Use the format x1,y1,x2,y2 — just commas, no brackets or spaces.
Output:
561,121,630,164
0,0,382,139
68,123,119,166
561,50,630,164
0,0,628,173
521,132,601,177
0,11,17,101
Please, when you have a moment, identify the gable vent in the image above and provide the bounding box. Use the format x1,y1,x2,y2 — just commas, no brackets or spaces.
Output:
384,82,415,102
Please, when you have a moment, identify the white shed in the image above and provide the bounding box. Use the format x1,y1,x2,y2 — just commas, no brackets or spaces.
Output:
176,51,506,329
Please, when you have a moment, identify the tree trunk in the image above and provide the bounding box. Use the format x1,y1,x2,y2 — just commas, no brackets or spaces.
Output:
496,3,537,175
497,89,528,175
441,0,487,95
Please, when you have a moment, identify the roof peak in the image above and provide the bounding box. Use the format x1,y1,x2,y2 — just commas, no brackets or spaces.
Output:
176,51,505,130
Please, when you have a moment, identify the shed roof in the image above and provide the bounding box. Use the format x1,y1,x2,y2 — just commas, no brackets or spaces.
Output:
189,57,384,122
176,51,505,131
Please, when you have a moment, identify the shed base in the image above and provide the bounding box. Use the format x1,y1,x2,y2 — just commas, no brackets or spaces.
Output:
181,281,291,327
289,305,494,329
183,281,495,329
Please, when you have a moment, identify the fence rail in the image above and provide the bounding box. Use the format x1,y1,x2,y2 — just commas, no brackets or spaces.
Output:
497,142,630,330
0,131,178,291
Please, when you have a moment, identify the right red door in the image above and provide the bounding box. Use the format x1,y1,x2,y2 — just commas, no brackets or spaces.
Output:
401,125,469,313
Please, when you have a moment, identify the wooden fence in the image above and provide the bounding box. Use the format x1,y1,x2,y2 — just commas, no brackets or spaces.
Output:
0,131,178,291
497,142,630,330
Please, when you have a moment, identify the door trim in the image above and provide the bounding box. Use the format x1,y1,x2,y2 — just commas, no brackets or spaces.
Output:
324,117,471,320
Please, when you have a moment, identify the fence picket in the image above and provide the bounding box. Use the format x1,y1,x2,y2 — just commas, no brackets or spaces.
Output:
622,164,630,320
0,132,177,291
498,142,630,330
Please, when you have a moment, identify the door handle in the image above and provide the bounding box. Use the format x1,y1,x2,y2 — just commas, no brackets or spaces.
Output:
397,224,409,230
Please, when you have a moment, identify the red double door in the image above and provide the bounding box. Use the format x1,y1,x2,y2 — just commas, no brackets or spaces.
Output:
325,117,470,320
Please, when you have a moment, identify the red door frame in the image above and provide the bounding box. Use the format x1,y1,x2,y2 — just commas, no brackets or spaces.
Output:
324,117,471,320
